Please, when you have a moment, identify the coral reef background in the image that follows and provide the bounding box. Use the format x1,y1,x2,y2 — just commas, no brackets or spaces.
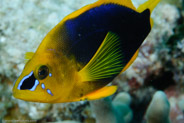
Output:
0,0,184,122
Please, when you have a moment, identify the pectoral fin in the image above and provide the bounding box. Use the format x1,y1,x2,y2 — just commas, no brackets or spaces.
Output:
79,32,124,82
24,52,34,63
80,85,117,101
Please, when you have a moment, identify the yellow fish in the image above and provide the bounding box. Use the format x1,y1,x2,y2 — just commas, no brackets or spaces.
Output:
13,0,160,103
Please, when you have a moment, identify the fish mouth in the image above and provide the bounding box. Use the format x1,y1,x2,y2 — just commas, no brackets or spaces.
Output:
18,71,39,91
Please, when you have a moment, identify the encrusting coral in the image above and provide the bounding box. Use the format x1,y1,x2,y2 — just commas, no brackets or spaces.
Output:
90,92,132,123
145,91,171,123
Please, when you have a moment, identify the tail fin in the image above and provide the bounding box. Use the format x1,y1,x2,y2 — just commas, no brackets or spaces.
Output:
137,0,160,13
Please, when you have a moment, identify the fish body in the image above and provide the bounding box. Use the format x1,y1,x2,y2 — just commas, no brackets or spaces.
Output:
13,0,160,103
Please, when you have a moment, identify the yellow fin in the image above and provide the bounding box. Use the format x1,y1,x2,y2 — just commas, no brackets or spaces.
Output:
62,0,136,22
150,18,154,28
121,49,139,73
137,0,160,13
80,86,117,101
97,0,136,10
24,52,34,63
79,32,124,81
137,0,160,28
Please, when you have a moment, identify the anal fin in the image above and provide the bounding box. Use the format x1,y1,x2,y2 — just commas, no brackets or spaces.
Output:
80,86,117,101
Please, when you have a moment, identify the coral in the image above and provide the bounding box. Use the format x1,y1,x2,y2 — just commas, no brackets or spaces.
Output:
144,68,175,90
0,0,184,122
60,120,80,123
90,98,119,123
90,92,132,123
17,101,51,120
129,87,156,123
164,86,184,123
178,99,184,113
145,91,171,123
112,92,133,123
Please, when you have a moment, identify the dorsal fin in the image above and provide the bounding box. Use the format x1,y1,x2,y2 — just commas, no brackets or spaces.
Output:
137,0,160,28
79,32,124,82
137,0,160,13
24,52,34,63
62,0,136,22
97,0,136,10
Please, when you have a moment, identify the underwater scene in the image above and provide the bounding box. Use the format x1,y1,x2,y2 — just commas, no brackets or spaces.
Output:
0,0,184,122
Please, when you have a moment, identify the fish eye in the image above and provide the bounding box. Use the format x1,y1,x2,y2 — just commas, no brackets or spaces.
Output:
38,65,49,80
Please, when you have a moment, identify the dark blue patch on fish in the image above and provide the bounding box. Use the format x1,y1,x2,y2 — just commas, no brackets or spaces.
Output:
65,4,151,69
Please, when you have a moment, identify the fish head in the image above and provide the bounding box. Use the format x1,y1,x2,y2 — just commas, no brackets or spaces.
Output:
12,51,76,103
